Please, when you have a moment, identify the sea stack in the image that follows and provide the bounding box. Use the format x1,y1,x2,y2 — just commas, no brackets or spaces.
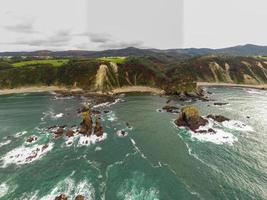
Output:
175,106,208,131
94,115,104,137
80,109,93,136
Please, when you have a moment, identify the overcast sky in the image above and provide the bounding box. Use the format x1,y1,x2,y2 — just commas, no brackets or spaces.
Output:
0,0,267,51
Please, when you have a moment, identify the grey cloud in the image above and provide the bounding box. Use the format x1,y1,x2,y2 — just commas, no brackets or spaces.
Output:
98,40,144,49
6,30,72,47
4,22,37,34
89,33,111,43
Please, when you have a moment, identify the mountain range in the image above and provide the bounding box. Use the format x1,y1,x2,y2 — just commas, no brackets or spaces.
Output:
1,44,267,58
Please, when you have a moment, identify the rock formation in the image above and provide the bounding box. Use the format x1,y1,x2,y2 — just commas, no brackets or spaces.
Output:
80,110,93,136
94,115,104,137
55,194,67,200
207,115,230,122
75,195,85,200
175,106,208,131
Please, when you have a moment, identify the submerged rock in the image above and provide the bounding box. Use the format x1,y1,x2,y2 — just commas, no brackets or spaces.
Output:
55,194,67,200
162,105,179,113
26,136,38,144
175,106,208,131
207,115,230,122
214,102,228,106
75,195,85,200
65,130,74,137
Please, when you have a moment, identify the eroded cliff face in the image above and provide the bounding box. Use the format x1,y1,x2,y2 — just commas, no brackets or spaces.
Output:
186,57,267,84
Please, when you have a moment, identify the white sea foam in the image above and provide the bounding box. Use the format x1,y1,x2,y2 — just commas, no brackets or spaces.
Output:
41,110,64,121
106,112,118,122
116,172,159,200
54,113,64,119
222,120,254,132
93,98,121,108
0,183,9,198
116,130,128,137
0,140,11,148
95,146,102,151
15,131,27,138
0,143,54,167
190,129,238,145
40,177,95,200
245,88,262,94
78,133,107,147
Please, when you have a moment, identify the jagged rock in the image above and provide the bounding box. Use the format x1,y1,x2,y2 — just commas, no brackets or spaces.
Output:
54,128,64,138
94,116,104,137
55,194,67,200
175,106,208,131
26,136,37,143
162,105,179,113
42,144,49,151
75,195,85,200
80,111,93,136
207,115,230,122
65,130,74,137
214,102,228,106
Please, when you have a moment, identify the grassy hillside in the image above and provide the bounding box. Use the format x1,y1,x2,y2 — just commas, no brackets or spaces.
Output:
12,59,69,67
1,55,267,92
0,57,194,93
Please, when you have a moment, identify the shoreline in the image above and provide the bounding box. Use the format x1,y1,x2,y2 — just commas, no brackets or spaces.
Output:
197,82,267,90
0,86,82,95
0,83,266,96
111,86,165,95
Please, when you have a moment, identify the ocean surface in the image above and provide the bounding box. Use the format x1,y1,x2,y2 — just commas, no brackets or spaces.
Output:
0,87,266,200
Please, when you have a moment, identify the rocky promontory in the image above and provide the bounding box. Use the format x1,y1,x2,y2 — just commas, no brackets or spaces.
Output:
175,106,208,131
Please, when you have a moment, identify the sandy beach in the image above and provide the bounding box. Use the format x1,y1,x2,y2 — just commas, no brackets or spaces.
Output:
197,82,267,90
0,86,82,95
111,86,165,95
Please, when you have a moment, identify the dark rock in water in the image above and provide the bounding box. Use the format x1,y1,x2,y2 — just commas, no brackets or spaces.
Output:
65,130,74,137
246,116,250,119
26,136,38,143
207,115,230,122
80,111,93,136
126,122,133,129
54,128,64,138
214,102,228,106
162,105,179,113
207,91,213,94
92,109,101,115
103,110,111,114
196,128,216,134
94,116,104,137
208,128,216,134
166,99,171,104
196,130,208,134
55,194,67,200
42,144,49,151
117,130,128,137
75,195,85,200
175,106,208,132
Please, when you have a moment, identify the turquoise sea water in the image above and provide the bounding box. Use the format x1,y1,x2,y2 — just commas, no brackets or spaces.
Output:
0,87,266,200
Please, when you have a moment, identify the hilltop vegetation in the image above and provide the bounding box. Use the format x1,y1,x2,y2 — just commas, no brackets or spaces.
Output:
12,59,69,67
1,54,267,92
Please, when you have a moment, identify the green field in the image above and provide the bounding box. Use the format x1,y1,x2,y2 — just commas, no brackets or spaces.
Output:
12,59,69,67
97,57,126,64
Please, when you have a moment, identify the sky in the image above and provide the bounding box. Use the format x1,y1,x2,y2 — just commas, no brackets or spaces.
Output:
0,0,267,51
